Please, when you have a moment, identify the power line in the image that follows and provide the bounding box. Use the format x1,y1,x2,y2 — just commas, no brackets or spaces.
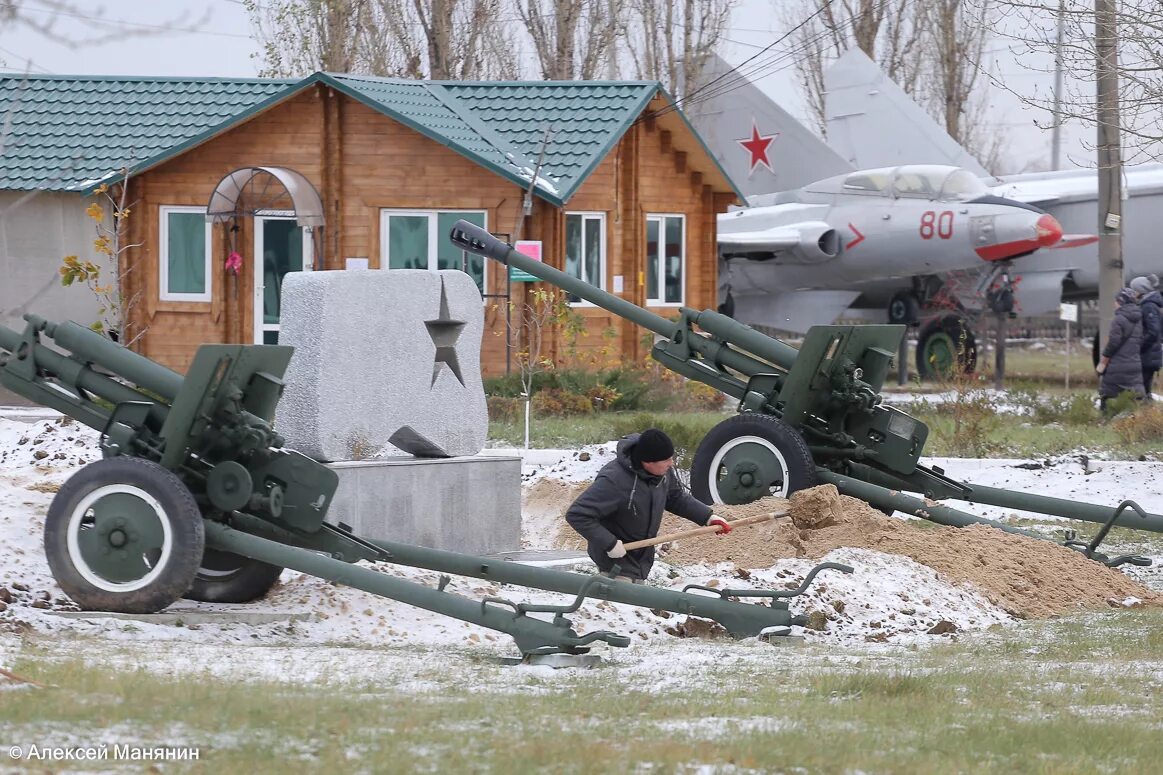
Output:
642,0,845,122
0,46,54,74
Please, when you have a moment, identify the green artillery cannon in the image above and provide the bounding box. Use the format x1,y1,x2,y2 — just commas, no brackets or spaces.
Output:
449,220,1157,568
0,314,847,658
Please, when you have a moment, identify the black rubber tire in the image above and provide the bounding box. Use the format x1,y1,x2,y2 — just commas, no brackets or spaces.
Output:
44,457,204,614
185,550,283,603
690,414,818,506
887,291,920,325
916,315,977,379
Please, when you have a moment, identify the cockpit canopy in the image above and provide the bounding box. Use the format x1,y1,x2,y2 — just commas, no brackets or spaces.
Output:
821,165,988,201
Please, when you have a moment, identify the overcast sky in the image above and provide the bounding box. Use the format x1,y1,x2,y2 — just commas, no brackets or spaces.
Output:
0,0,1093,173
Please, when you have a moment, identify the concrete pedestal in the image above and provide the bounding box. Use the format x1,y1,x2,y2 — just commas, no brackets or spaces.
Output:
326,455,521,555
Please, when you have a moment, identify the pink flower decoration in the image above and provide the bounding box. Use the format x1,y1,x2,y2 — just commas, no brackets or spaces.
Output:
225,251,243,275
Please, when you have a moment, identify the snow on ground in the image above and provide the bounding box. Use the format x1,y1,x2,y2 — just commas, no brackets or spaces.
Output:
0,409,1159,686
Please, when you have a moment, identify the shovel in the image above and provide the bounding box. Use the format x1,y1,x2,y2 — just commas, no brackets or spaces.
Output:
622,511,787,551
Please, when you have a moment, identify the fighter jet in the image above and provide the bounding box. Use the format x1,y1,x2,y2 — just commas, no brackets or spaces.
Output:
688,54,1093,376
688,53,1088,374
825,47,1163,318
717,164,1088,375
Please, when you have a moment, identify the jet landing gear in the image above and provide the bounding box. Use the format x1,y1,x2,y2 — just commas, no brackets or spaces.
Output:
917,315,977,380
887,291,921,325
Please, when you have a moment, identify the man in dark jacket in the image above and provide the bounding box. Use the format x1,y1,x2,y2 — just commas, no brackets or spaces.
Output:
565,429,730,582
1131,275,1162,397
1098,287,1145,412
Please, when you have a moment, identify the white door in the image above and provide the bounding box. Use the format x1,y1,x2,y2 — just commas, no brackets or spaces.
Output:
254,215,313,344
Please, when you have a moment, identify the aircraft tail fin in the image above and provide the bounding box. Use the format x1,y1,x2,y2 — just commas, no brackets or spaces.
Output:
686,53,853,197
824,48,989,176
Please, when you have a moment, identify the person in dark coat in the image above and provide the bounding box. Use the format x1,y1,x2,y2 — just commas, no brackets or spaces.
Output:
1097,287,1146,412
1131,275,1162,397
565,429,730,582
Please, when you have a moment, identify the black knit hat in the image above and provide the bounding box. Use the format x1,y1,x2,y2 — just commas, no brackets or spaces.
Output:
633,428,675,465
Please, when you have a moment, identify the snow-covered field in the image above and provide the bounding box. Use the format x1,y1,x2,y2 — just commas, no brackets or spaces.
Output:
2,407,1161,689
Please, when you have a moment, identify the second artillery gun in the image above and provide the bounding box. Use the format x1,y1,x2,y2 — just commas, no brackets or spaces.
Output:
450,220,1157,568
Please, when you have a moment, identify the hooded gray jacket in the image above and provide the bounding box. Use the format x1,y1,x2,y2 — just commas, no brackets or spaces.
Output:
565,433,713,580
1101,301,1145,398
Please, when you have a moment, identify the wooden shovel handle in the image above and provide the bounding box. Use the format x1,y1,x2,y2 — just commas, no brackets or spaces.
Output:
621,511,786,551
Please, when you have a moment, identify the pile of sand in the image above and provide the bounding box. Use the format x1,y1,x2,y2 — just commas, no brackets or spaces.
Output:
526,479,1162,619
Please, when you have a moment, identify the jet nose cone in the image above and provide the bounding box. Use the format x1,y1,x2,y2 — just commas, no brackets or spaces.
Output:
1035,213,1063,248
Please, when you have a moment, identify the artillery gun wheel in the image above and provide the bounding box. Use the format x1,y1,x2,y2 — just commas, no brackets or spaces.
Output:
916,315,977,379
185,550,283,603
43,457,204,614
690,415,817,505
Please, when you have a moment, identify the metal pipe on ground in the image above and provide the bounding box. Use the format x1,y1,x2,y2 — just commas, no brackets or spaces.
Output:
203,521,628,657
815,469,1044,539
843,460,1163,534
363,536,803,637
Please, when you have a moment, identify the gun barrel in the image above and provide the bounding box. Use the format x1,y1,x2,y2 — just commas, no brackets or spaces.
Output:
692,310,799,371
40,318,183,401
449,220,679,339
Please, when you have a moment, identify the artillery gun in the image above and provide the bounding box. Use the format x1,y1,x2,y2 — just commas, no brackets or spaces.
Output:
0,314,849,659
450,220,1159,568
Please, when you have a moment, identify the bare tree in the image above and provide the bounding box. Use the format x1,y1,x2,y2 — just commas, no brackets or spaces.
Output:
0,0,208,49
921,0,1012,172
622,0,737,97
782,0,1011,171
988,0,1163,163
783,0,929,133
248,0,517,79
516,0,621,79
406,0,516,78
245,0,387,77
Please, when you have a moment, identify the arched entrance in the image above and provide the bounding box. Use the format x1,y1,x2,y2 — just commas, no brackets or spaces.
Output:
206,167,325,344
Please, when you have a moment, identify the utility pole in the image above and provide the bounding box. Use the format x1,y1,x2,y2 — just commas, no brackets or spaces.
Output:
1094,0,1123,354
1051,0,1066,170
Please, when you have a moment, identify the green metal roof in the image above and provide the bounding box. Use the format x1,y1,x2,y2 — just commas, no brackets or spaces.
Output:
322,74,665,205
0,75,293,191
0,72,741,205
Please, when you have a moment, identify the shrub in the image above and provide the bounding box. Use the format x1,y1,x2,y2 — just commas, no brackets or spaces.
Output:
1011,390,1101,426
928,387,1002,458
531,388,593,417
1103,390,1142,420
486,395,522,422
1112,401,1163,443
585,384,621,411
607,413,725,470
671,381,728,412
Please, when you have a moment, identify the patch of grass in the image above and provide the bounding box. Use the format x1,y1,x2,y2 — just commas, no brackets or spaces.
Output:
9,612,1163,772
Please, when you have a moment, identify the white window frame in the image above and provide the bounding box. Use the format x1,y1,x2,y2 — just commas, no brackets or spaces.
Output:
646,213,686,307
379,208,489,295
159,205,213,302
564,212,607,308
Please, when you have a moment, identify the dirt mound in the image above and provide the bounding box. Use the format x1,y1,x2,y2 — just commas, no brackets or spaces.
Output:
534,478,1162,620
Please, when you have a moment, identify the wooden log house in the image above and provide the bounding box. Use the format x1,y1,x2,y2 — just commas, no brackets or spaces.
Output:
1,73,742,376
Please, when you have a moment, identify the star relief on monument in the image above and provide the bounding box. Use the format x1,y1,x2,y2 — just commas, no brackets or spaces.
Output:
424,279,467,387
